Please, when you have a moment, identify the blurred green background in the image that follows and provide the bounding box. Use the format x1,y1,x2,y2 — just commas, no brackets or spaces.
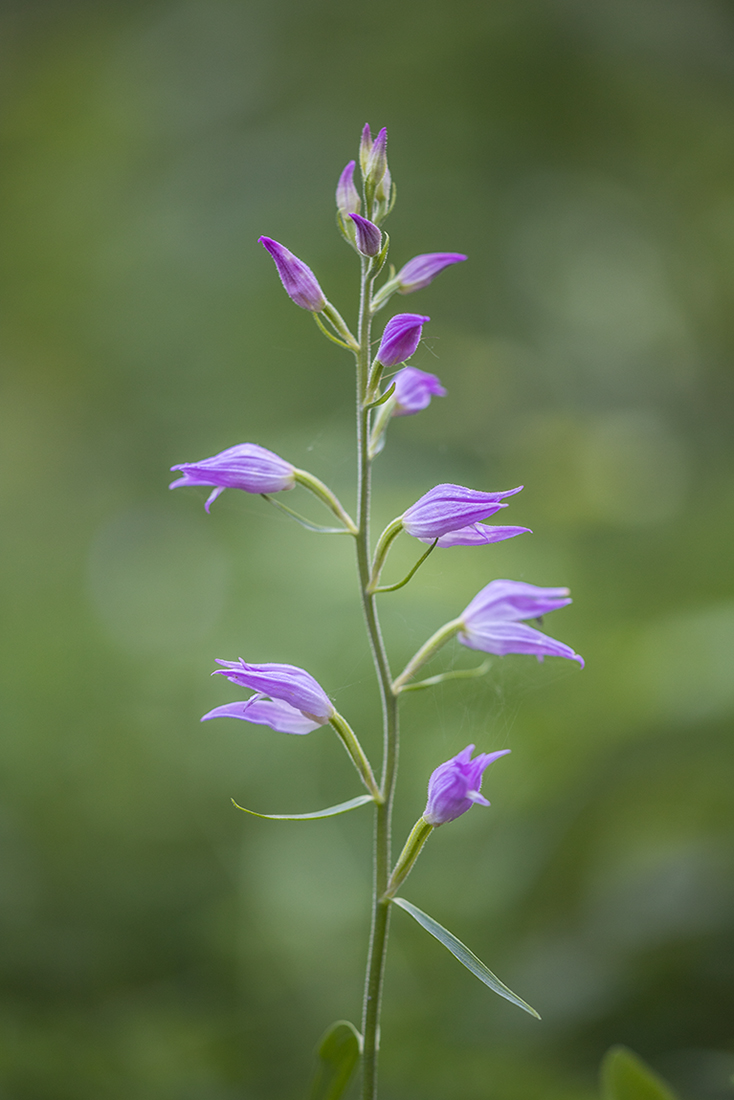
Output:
2,1,733,1097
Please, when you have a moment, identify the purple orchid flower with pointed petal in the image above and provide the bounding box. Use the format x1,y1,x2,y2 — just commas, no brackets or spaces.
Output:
396,252,468,294
213,660,335,721
258,236,327,312
424,744,511,826
170,442,296,512
458,579,584,666
401,483,522,540
418,523,531,548
350,214,382,257
392,366,446,415
336,160,361,217
375,314,430,367
201,696,322,735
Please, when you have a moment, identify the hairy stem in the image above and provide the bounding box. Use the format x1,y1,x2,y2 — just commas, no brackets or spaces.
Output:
355,257,399,1100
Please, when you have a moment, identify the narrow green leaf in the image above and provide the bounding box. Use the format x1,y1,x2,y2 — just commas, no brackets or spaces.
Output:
231,794,374,821
308,1020,362,1100
364,381,396,410
260,494,350,534
392,897,540,1018
397,660,492,693
601,1047,678,1100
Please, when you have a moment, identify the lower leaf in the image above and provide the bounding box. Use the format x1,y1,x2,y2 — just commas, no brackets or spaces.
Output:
601,1046,678,1100
393,896,540,1018
308,1020,362,1100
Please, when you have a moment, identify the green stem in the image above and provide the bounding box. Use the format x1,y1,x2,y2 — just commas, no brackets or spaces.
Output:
391,618,463,693
329,712,382,801
371,539,438,595
354,256,399,1100
368,518,404,590
385,817,433,898
293,468,358,533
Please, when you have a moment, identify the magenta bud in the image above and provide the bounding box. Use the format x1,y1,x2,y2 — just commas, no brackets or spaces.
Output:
258,236,327,312
336,161,361,217
349,213,382,257
397,252,467,293
375,313,430,367
359,124,373,176
366,127,388,186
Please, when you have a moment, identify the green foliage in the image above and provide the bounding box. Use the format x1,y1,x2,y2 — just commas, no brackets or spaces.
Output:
231,794,374,820
308,1020,362,1100
392,897,540,1018
601,1047,677,1100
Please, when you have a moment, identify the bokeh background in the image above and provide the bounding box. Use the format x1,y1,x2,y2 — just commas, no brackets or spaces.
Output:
2,0,734,1097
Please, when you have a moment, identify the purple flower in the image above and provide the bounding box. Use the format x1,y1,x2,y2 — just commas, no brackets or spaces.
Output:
349,213,382,256
201,697,322,735
170,442,296,512
213,660,335,722
458,580,584,666
392,367,446,416
396,252,467,294
258,236,327,312
401,483,523,540
375,314,430,367
418,523,531,548
424,744,510,826
336,160,361,217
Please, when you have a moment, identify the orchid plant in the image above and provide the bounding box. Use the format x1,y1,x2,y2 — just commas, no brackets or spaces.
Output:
170,125,584,1100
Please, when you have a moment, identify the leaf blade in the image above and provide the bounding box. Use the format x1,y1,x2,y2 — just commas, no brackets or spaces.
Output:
231,794,374,821
392,897,540,1018
308,1020,362,1100
601,1046,678,1100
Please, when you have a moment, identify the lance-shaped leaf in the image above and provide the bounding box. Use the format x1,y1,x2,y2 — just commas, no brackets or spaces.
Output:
231,794,374,821
601,1046,678,1100
392,897,540,1018
308,1020,362,1100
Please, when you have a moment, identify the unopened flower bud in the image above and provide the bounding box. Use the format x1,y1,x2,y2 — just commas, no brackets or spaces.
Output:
365,127,388,189
336,161,361,217
375,313,430,367
258,236,326,312
349,213,382,257
392,367,446,415
359,123,373,177
397,252,467,293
